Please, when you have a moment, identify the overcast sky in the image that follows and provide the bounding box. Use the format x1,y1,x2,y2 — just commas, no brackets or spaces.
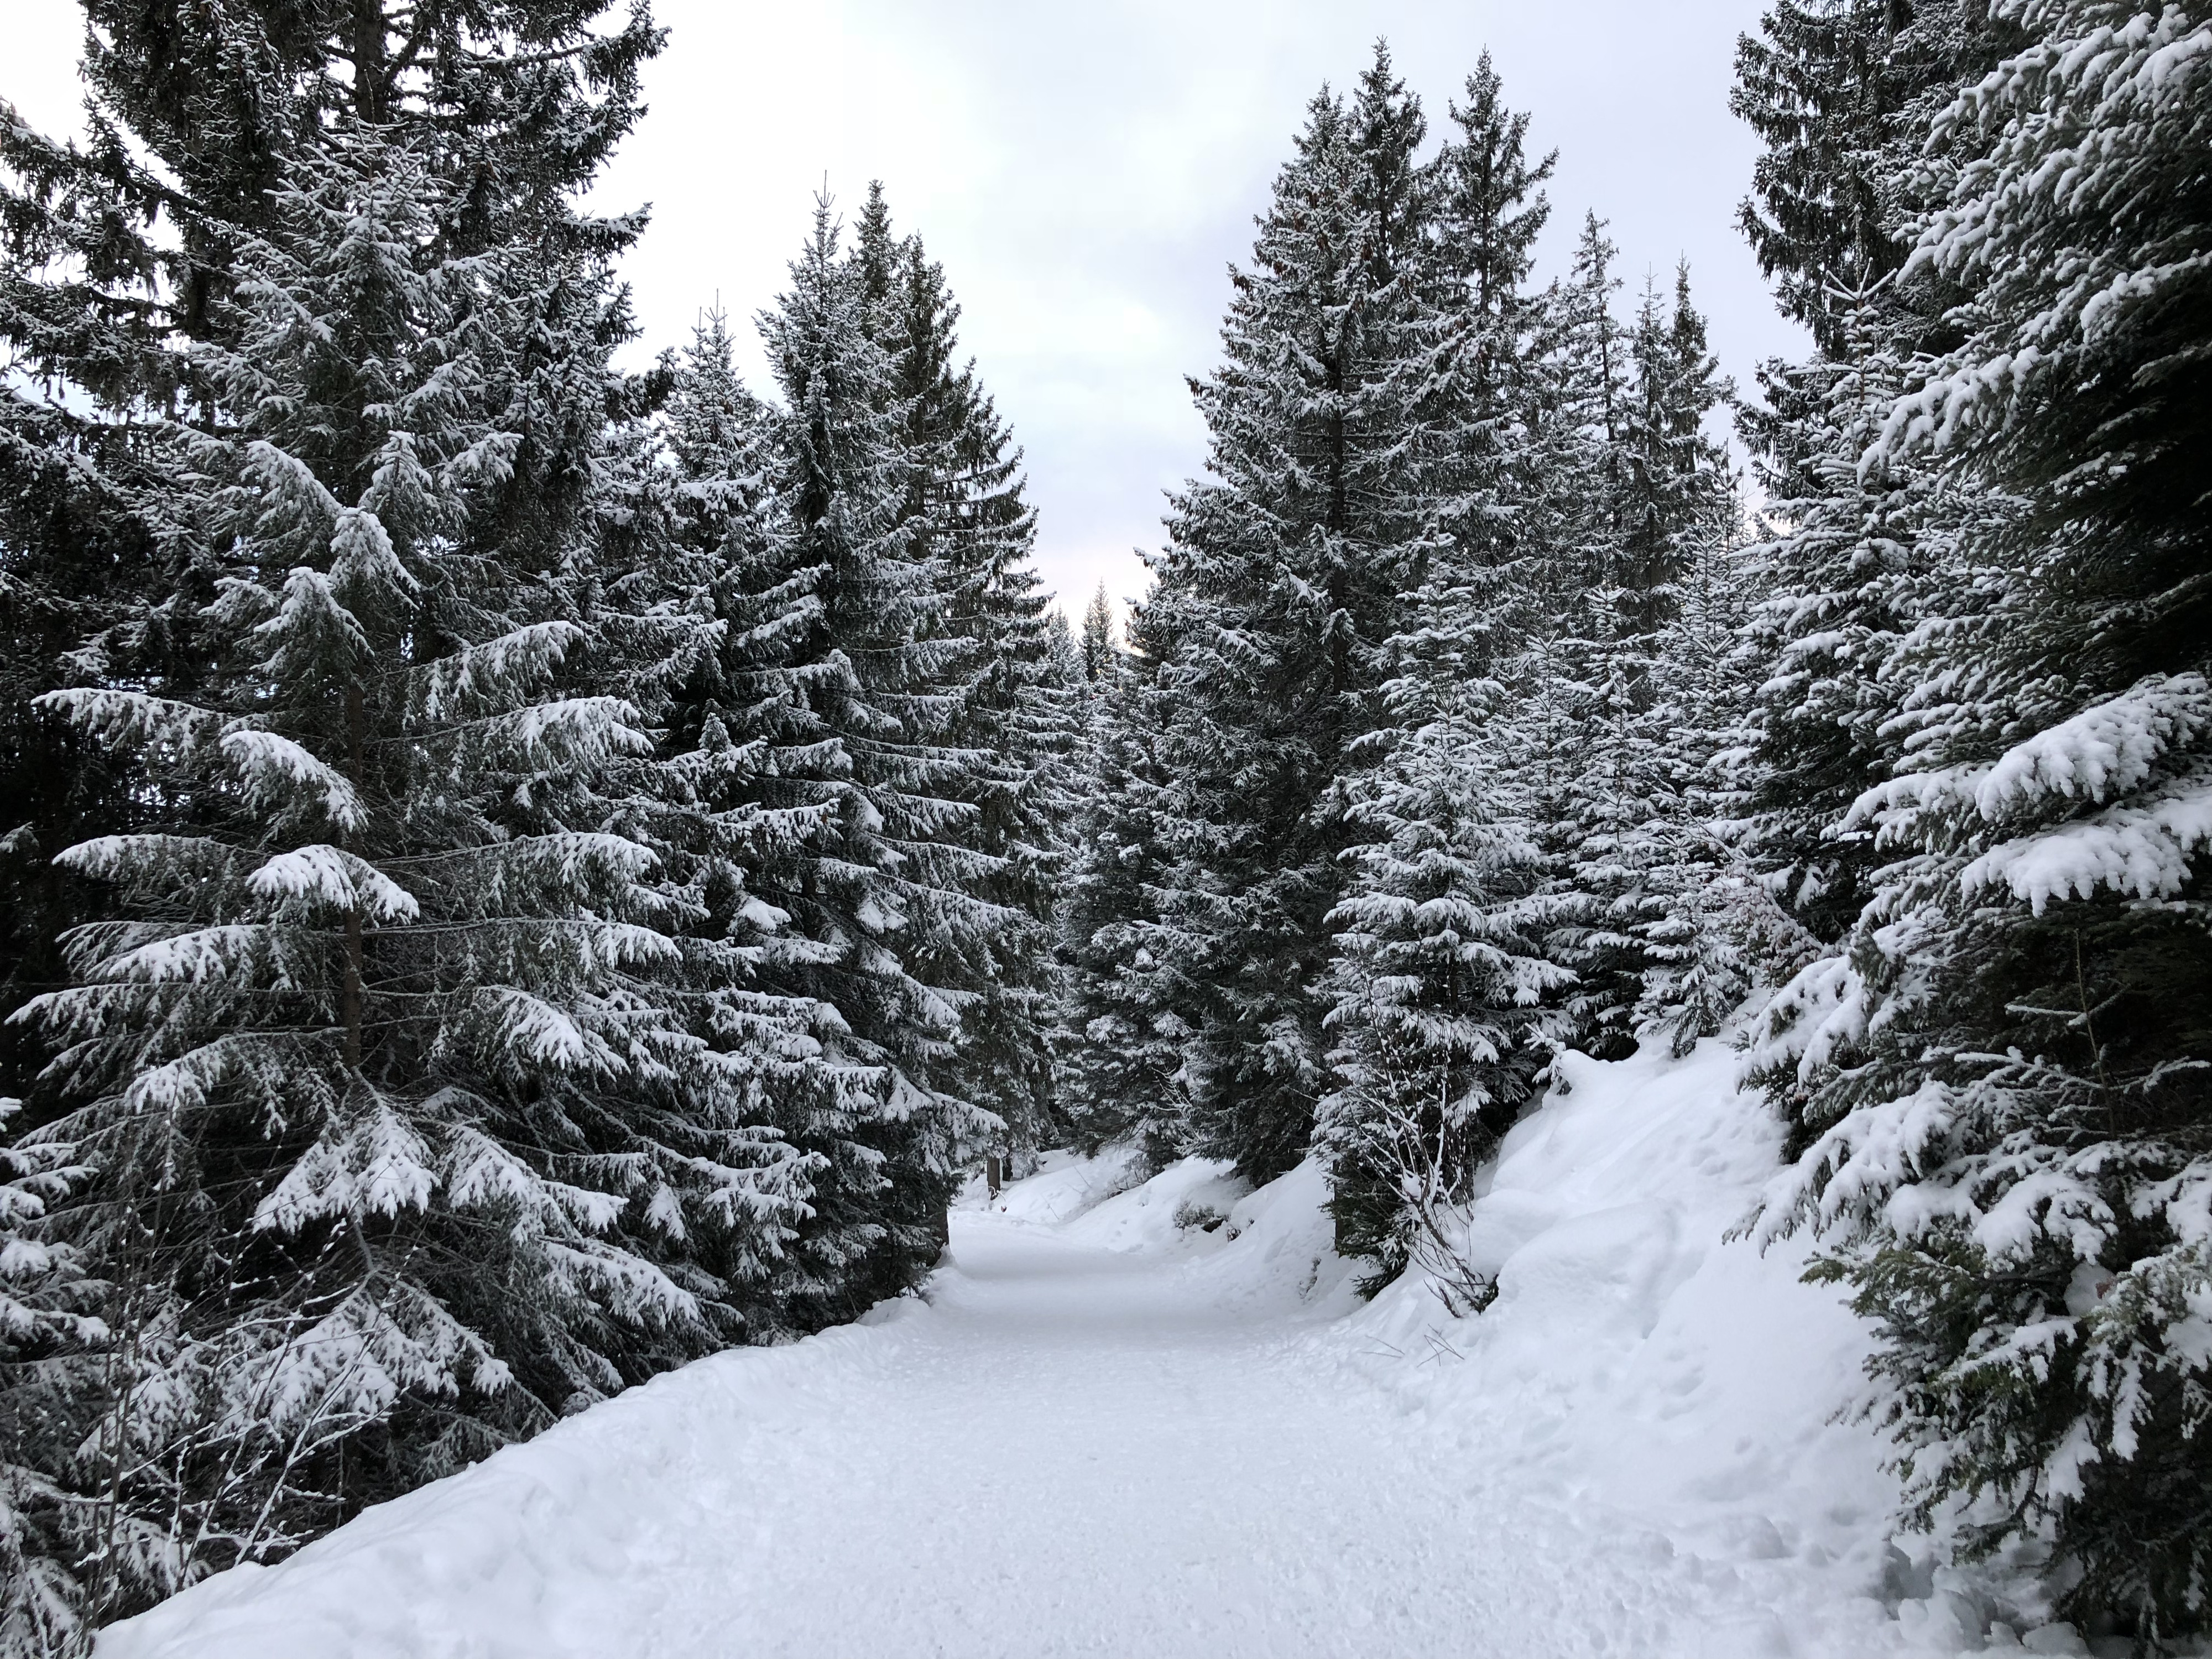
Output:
11,1,1804,619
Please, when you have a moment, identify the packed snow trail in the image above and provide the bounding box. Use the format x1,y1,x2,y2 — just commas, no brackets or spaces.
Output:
109,1206,1592,1658
105,1045,2030,1659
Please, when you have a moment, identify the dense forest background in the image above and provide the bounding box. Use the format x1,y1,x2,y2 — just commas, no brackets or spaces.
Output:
1,0,2207,1652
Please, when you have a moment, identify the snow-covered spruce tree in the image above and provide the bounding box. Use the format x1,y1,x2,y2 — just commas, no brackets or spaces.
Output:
1624,484,1777,1055
0,398,156,1118
1045,606,1083,691
1050,586,1193,1168
0,0,676,1246
1499,211,1627,953
1620,268,1732,643
1731,0,2008,362
1051,653,1197,1170
0,94,207,1117
1320,683,1568,1291
1730,0,2011,951
1733,303,1965,969
873,217,1071,1167
1079,584,1118,687
15,127,808,1621
1553,267,1741,1054
1141,45,1432,1180
0,0,663,1108
1319,56,1570,1280
1751,2,2212,1634
1545,213,1631,599
583,307,857,1346
0,1100,119,1659
735,200,997,1319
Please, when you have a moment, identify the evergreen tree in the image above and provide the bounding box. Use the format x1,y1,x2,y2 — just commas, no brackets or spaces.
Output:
1047,606,1084,692
1554,266,1738,1053
1733,0,1972,356
1550,213,1631,597
15,123,809,1626
1051,655,1193,1169
1750,0,2212,1634
1730,0,2009,948
875,223,1069,1167
613,307,859,1343
737,200,996,1317
1142,45,1432,1180
1053,586,1194,1166
0,0,664,1101
1624,488,1778,1053
0,1100,113,1658
1505,212,1629,954
1319,682,1568,1286
1079,583,1118,687
1319,55,1567,1274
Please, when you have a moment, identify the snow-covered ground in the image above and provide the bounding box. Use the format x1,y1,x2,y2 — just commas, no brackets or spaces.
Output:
102,1041,2083,1658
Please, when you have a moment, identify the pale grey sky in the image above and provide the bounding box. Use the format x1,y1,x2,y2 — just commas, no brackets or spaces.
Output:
9,2,1804,618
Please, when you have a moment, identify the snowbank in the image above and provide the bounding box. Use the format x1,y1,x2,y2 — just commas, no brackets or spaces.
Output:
963,1140,1364,1321
1020,1037,2072,1652
953,1143,1143,1225
1215,1037,2062,1655
95,1308,934,1659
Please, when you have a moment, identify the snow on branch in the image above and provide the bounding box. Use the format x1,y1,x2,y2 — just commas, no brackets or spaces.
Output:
330,506,418,606
1742,951,1872,1086
118,1035,258,1119
219,729,367,829
542,1238,698,1324
476,696,653,771
1847,674,2210,840
477,988,622,1076
411,622,586,718
1963,770,2212,911
242,439,342,545
252,1103,438,1235
53,834,242,886
246,846,419,922
1970,674,2210,821
253,566,370,679
35,688,223,751
86,924,267,985
444,1125,544,1213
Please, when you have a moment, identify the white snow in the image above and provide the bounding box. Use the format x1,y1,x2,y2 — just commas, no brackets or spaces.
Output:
246,845,420,921
1963,769,2212,911
217,728,368,828
100,1041,2073,1659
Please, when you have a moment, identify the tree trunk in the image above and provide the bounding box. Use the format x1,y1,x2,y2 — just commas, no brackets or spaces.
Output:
343,677,367,1070
342,909,364,1070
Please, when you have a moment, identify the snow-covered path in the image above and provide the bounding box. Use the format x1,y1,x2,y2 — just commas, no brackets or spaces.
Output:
104,1048,2007,1659
609,1216,1539,1657
106,1207,1599,1658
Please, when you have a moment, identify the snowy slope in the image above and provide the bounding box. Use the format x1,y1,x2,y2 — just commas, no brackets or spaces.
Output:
1320,1042,2043,1656
100,1040,2080,1658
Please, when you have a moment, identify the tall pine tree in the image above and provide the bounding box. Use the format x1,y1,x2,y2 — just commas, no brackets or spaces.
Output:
18,118,810,1629
1140,45,1432,1180
1319,55,1569,1276
1748,0,2212,1634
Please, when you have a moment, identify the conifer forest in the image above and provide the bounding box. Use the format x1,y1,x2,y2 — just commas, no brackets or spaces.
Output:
2,2,2209,1655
